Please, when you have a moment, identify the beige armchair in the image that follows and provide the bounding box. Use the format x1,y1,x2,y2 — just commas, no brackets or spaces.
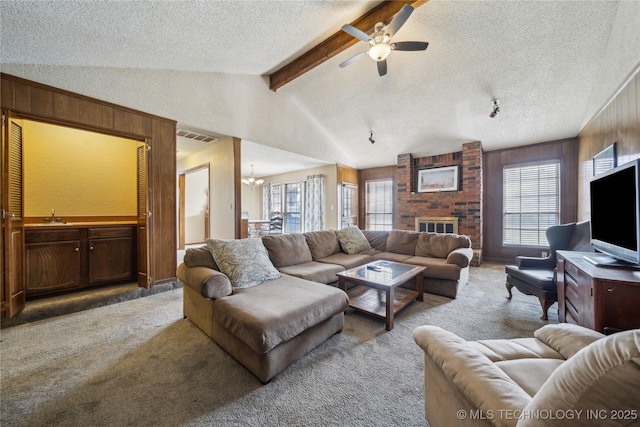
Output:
413,323,640,427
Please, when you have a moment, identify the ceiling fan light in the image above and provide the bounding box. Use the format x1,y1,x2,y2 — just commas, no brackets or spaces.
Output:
368,43,391,62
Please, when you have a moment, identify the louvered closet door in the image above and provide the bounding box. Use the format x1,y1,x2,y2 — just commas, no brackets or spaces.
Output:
137,142,151,288
2,113,26,318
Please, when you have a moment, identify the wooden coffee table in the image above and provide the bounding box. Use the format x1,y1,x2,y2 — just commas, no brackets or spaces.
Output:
336,260,425,331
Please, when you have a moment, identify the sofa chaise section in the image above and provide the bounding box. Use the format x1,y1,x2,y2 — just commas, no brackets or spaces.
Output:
178,246,348,383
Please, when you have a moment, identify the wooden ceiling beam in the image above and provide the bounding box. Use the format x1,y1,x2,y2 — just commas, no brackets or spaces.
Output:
269,0,429,91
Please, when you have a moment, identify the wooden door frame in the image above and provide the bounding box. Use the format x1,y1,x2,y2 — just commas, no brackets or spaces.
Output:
3,111,150,300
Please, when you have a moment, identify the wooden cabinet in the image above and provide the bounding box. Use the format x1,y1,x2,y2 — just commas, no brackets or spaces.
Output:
26,229,82,297
88,227,135,285
26,225,136,298
556,251,640,333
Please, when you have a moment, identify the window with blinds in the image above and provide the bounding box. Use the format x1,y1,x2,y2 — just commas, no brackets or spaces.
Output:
503,162,560,246
366,179,393,231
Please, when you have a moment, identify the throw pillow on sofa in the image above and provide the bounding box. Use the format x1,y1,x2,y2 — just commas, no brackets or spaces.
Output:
335,226,372,255
206,238,281,289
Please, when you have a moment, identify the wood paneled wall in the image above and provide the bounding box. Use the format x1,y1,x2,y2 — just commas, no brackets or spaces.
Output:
578,68,640,219
1,73,177,286
337,164,358,185
483,138,578,260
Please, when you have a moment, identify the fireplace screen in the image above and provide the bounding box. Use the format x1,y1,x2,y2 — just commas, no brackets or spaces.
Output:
415,217,458,234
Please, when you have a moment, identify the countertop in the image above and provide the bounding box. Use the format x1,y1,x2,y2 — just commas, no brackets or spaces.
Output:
25,221,137,229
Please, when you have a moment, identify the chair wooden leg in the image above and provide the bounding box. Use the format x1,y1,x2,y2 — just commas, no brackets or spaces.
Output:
505,281,513,300
538,298,553,321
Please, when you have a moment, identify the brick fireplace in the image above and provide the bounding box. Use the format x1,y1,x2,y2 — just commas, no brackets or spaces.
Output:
397,141,483,263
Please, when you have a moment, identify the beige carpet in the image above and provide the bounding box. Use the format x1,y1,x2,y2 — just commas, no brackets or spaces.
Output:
0,261,557,427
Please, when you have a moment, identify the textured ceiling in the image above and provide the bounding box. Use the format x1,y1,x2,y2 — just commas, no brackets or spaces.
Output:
2,0,639,176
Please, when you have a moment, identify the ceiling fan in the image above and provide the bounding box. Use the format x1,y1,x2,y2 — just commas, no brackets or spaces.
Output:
339,4,428,77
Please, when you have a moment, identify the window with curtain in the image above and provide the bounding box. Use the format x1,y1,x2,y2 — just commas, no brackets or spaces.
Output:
503,162,560,246
365,179,393,230
305,174,324,232
262,182,272,220
271,184,282,213
284,182,302,233
341,184,357,228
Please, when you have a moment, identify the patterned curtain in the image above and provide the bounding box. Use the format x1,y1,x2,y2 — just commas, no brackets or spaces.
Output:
304,174,325,231
262,183,272,220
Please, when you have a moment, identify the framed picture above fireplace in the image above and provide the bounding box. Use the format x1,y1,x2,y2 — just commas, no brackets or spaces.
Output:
417,166,459,193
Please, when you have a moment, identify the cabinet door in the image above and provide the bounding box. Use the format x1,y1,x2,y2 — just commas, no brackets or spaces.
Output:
88,237,135,285
599,280,640,332
26,241,81,296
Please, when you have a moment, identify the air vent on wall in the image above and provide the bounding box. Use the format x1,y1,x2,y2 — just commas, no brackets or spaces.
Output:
176,129,219,143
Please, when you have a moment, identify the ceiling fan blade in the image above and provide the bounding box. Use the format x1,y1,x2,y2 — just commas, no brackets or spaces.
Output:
377,59,387,77
341,24,370,42
386,5,414,37
339,51,367,68
392,41,429,51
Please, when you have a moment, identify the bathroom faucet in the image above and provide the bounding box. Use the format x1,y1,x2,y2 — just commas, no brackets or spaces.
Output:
51,209,55,222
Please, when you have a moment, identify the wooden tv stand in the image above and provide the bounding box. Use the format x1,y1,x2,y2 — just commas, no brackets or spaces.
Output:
556,251,640,333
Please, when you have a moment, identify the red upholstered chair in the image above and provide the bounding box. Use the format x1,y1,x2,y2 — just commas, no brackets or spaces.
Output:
505,221,592,320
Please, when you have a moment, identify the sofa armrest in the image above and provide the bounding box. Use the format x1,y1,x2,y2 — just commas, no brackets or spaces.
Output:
177,263,232,300
533,323,604,359
447,247,473,268
413,325,531,427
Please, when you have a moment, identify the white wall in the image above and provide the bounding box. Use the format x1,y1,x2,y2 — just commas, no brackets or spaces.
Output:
184,167,209,244
178,137,236,240
241,184,263,220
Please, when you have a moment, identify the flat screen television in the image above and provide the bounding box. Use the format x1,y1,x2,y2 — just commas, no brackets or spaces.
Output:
587,158,640,267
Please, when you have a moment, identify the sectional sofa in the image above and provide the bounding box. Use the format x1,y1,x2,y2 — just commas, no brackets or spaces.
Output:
177,227,473,382
262,228,473,298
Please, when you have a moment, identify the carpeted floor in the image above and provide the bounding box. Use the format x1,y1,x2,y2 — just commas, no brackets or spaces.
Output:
0,261,557,427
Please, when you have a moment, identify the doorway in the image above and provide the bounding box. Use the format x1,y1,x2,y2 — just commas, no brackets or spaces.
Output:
178,164,210,249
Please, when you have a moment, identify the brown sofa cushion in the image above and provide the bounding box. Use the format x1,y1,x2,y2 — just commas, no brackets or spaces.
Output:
362,230,389,251
371,252,413,263
213,276,349,354
277,261,344,284
317,252,371,270
304,230,341,260
405,256,462,280
184,246,218,270
386,230,420,255
415,233,471,259
262,233,313,268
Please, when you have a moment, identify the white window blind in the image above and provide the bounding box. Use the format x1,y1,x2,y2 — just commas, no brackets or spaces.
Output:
503,162,560,246
366,180,393,230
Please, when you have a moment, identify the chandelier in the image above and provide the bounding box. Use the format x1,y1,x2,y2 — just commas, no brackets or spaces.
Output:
241,165,264,190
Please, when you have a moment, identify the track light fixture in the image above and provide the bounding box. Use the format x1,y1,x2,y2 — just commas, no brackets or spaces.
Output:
369,131,375,144
490,99,500,118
